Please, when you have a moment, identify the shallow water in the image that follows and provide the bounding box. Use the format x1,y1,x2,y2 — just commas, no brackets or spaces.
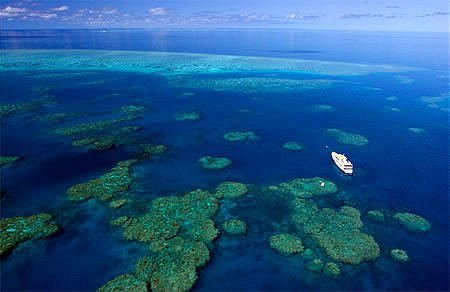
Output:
0,29,448,291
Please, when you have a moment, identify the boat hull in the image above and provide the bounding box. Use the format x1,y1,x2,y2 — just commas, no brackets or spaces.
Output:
331,152,353,175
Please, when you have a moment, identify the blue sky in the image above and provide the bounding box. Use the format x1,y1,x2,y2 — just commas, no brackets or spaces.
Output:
0,0,448,31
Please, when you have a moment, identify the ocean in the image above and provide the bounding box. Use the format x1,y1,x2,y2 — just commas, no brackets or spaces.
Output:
0,29,448,291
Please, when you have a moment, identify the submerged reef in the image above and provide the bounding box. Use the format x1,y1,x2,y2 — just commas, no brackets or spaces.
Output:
0,97,52,119
307,259,324,272
277,177,338,199
310,104,335,112
0,213,59,257
283,142,304,151
0,156,21,167
98,274,147,292
108,189,219,291
421,92,449,111
367,210,385,222
292,200,380,265
386,96,398,101
34,112,82,123
222,219,247,235
393,212,431,232
223,131,259,142
139,144,167,158
54,105,146,138
109,199,128,209
175,111,201,121
390,249,409,263
323,262,341,278
269,233,304,255
0,50,417,78
215,181,248,199
327,129,369,146
408,128,425,134
198,156,232,170
67,160,137,202
170,76,339,94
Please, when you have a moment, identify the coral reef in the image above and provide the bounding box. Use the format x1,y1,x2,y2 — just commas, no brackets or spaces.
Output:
310,104,335,112
175,111,201,121
0,213,59,257
393,212,431,232
283,142,304,151
0,156,21,167
139,144,167,157
323,262,341,278
307,259,324,272
67,160,137,202
327,128,369,146
292,201,380,265
222,219,247,235
367,210,385,222
390,249,409,263
0,97,51,118
386,96,398,101
215,181,248,199
198,156,232,170
278,177,338,199
98,274,147,292
109,199,127,209
408,128,425,134
269,233,304,255
223,131,259,142
105,189,219,291
34,112,82,123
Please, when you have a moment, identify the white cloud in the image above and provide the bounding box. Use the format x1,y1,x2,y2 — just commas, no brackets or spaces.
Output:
29,12,57,19
0,6,28,18
149,7,169,15
51,6,69,12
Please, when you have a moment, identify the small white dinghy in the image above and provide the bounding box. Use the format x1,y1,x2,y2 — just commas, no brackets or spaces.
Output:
331,152,353,175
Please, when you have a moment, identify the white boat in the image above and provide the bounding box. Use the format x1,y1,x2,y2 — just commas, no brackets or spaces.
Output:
331,152,353,175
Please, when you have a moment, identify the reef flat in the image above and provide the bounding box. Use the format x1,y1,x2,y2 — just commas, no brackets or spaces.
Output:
0,50,418,77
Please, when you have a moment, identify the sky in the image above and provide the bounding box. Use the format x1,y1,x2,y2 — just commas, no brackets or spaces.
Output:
0,0,448,32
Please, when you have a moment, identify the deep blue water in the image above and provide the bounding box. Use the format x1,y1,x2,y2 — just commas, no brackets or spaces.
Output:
0,29,449,291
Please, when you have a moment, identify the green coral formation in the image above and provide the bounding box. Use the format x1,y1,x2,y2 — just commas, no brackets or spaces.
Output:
109,199,128,209
222,219,247,235
223,131,259,142
283,142,304,151
390,249,409,263
0,156,21,167
0,213,59,257
307,259,324,272
278,177,338,199
106,189,219,291
408,128,425,134
67,160,137,202
421,92,449,110
121,189,219,244
71,126,142,151
269,233,304,255
120,105,147,117
367,210,385,222
292,201,380,265
393,212,431,232
198,156,232,170
98,274,147,292
175,111,201,121
323,262,341,278
215,181,248,199
327,128,369,146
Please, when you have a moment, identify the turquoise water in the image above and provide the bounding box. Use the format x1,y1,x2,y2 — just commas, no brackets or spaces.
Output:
0,30,448,291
